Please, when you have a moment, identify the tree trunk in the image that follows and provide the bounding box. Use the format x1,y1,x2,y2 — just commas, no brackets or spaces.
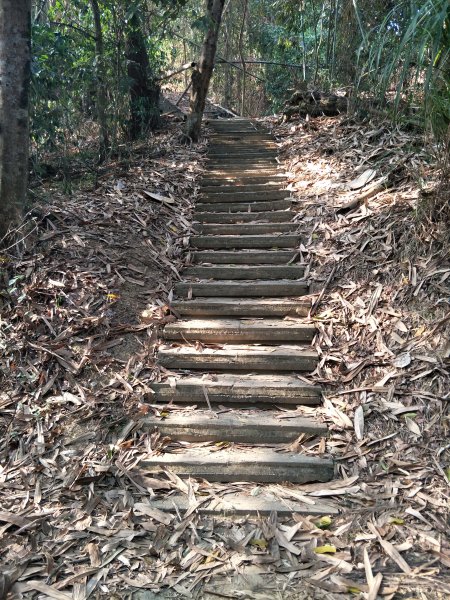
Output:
126,12,160,140
300,7,307,81
223,21,232,109
90,0,109,162
0,0,31,241
185,0,226,142
238,0,248,116
335,0,359,83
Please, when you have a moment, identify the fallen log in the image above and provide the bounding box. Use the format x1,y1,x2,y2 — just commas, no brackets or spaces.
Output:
283,89,348,120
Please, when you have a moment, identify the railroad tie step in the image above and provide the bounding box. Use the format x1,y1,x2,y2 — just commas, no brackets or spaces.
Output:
188,250,301,264
208,128,269,134
205,168,281,176
193,223,298,235
208,140,278,146
193,210,293,224
207,150,278,156
195,198,293,212
190,235,299,249
207,162,279,170
201,183,286,194
146,493,338,517
174,279,309,298
207,158,278,166
208,130,269,136
201,175,285,186
142,410,327,442
201,190,289,202
163,318,315,343
208,140,277,146
149,373,321,405
170,297,311,317
183,264,305,279
141,447,334,484
207,151,278,158
157,343,318,372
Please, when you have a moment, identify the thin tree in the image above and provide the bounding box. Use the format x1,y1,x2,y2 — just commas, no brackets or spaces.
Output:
0,0,31,241
90,0,109,162
185,0,226,142
238,0,248,116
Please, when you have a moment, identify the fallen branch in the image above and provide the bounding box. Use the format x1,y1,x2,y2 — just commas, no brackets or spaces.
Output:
335,177,388,214
309,263,337,317
176,81,192,106
158,62,197,82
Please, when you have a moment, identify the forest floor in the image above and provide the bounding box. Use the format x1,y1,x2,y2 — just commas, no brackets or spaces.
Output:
0,112,449,599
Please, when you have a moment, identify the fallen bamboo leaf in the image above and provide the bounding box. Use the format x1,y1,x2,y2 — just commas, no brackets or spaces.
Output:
348,168,377,190
143,190,175,204
354,405,364,440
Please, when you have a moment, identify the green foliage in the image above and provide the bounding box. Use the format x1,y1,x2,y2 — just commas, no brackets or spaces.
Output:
30,0,187,165
360,0,449,140
31,21,94,153
29,0,449,166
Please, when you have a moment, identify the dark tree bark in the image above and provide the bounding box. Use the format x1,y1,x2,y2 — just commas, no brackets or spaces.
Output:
185,0,226,142
90,0,109,162
126,12,160,140
0,0,31,241
238,0,248,116
222,18,233,109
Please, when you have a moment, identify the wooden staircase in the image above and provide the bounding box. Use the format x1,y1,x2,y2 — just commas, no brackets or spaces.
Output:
145,118,335,516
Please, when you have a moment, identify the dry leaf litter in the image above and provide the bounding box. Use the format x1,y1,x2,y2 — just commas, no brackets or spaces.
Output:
0,114,449,600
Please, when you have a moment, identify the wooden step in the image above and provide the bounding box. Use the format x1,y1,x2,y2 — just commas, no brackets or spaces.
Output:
195,199,292,212
189,250,299,264
209,126,264,131
175,280,309,298
209,123,260,128
208,148,277,155
190,235,298,249
209,132,271,138
194,223,298,235
209,132,272,136
208,138,277,144
208,159,277,165
141,447,334,483
163,318,315,343
207,158,278,164
170,298,310,317
206,168,280,176
207,151,277,157
209,133,272,138
201,190,288,202
149,373,320,405
208,139,276,145
143,411,326,442
208,162,278,169
201,184,286,194
158,344,318,372
146,493,338,516
193,210,292,224
183,265,305,280
202,176,285,186
208,146,274,151
208,141,275,146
